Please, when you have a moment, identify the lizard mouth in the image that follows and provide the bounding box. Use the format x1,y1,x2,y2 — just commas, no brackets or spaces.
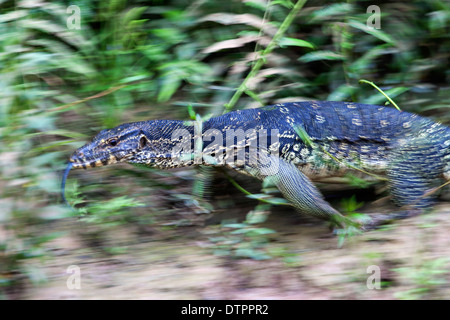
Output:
69,152,127,169
69,155,118,169
62,153,128,206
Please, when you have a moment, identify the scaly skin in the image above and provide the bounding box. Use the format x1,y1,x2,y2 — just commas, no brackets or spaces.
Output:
64,101,450,228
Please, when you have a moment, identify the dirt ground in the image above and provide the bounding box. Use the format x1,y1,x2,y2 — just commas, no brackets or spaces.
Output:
18,200,450,300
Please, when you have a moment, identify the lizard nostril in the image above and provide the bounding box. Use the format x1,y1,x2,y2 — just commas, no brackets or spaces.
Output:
69,151,84,163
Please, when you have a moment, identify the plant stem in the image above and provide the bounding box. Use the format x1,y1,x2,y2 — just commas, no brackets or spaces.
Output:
224,0,308,113
224,172,291,206
359,79,402,111
48,85,127,114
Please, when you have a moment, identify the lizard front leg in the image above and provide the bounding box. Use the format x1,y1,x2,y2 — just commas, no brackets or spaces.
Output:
242,151,354,228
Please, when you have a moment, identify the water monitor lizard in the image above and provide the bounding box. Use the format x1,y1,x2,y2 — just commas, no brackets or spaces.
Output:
62,101,450,228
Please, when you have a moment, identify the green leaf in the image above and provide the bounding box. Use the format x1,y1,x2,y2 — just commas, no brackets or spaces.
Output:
235,247,271,260
279,37,315,49
244,0,268,11
119,74,151,83
0,10,28,23
327,84,358,101
122,6,148,25
363,86,409,105
348,20,396,45
309,3,354,21
157,77,181,102
349,44,391,74
299,50,344,63
270,0,294,9
223,223,248,229
292,125,315,147
187,104,196,120
248,228,276,235
246,193,290,205
421,104,450,111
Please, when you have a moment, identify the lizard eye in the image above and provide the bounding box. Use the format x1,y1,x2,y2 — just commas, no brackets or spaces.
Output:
109,139,118,147
139,136,147,149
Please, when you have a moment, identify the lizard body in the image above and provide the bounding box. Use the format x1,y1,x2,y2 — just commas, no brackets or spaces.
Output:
64,101,450,227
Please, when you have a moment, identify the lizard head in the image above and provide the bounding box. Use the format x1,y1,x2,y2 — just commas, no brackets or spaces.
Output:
70,122,146,169
62,120,189,205
69,120,189,169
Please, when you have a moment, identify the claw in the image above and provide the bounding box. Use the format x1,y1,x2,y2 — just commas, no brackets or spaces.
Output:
362,209,423,230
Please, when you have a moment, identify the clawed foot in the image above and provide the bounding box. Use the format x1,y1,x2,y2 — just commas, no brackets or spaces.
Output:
360,209,423,230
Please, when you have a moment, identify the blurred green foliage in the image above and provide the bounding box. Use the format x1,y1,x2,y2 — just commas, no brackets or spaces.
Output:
394,258,450,299
0,0,449,298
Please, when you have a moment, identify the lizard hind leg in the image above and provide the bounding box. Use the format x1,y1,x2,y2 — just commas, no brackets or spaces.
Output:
444,153,450,182
388,139,446,209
